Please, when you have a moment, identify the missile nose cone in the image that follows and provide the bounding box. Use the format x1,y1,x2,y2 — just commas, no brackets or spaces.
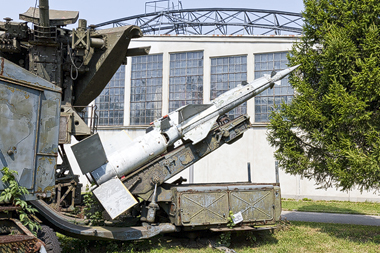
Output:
279,64,300,77
271,64,300,82
288,64,300,73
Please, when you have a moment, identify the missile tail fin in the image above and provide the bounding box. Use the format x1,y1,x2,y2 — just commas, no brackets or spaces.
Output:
93,178,138,219
71,133,108,175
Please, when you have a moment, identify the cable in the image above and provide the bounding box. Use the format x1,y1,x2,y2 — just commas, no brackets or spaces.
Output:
68,44,91,80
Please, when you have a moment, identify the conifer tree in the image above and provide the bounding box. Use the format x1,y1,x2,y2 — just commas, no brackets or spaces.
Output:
268,0,380,191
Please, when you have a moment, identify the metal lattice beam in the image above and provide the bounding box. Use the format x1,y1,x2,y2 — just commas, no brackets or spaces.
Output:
94,8,303,35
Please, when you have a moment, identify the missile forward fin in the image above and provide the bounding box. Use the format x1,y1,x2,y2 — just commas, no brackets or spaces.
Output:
264,74,282,89
183,116,219,144
177,104,213,123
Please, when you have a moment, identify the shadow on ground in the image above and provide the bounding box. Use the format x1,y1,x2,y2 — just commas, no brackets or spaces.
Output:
59,220,380,252
293,204,366,215
59,229,278,253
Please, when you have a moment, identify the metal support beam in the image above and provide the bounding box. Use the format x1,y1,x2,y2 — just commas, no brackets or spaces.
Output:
94,8,303,36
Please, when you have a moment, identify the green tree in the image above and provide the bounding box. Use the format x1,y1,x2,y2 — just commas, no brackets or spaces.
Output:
267,0,380,191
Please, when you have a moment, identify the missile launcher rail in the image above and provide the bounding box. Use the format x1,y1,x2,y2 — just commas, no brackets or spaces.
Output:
123,115,251,199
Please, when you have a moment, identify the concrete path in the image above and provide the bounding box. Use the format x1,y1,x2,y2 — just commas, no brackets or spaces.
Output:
281,211,380,226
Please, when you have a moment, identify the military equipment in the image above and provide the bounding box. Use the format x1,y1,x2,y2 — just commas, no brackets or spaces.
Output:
0,0,298,248
72,65,298,219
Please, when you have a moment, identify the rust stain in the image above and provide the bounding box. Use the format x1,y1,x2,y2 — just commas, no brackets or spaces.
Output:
0,234,37,244
0,57,4,76
6,86,15,93
44,186,55,192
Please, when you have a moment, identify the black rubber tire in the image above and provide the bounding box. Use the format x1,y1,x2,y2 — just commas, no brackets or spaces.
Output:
37,225,62,253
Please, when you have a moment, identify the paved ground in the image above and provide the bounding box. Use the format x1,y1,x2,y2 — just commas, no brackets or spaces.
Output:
281,211,380,226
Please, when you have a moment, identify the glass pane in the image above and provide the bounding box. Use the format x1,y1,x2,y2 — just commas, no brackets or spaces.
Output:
95,65,125,126
254,52,293,123
169,51,204,111
210,55,247,119
130,54,163,125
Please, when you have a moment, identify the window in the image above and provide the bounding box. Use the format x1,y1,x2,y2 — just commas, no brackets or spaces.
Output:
210,55,247,119
130,54,163,125
95,65,125,126
254,52,293,122
169,51,203,112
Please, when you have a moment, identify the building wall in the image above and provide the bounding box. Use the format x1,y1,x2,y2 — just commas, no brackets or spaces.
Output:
76,35,379,202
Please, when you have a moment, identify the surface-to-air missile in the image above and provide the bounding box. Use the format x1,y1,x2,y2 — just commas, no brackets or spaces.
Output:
72,64,299,219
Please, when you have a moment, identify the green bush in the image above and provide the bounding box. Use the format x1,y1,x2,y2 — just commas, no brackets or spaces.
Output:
0,167,41,234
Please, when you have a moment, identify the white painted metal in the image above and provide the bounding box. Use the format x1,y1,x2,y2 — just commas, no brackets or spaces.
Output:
93,177,137,219
91,129,167,185
176,65,299,144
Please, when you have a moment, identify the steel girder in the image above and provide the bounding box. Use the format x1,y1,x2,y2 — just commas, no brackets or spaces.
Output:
94,8,303,35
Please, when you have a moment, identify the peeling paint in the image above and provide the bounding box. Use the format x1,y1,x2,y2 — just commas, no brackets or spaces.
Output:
0,58,4,76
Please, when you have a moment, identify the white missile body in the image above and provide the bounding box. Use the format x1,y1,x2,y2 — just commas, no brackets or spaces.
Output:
89,65,299,185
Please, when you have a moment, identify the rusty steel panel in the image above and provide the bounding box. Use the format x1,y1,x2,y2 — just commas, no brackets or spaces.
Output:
58,115,71,144
229,186,275,223
73,25,142,106
0,58,61,199
177,188,229,226
274,186,281,220
0,235,39,252
173,183,281,227
0,81,40,191
20,7,79,26
0,218,41,253
36,88,60,155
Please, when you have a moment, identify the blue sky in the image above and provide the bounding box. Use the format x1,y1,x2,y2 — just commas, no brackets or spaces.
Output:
2,0,304,26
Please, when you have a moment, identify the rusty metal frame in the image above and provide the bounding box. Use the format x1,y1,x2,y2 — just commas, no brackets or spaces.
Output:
0,218,44,252
31,199,179,241
54,180,77,212
55,144,83,213
72,105,98,134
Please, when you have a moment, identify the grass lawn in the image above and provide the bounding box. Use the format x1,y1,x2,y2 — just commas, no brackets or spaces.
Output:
58,221,380,253
281,199,380,216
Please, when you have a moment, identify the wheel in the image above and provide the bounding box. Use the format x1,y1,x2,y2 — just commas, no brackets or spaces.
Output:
37,225,62,253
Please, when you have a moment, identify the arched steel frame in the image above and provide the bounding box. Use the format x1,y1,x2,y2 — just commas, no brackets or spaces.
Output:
94,8,303,35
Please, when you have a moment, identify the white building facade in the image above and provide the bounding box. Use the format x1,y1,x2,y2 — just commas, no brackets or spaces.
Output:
84,35,379,202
